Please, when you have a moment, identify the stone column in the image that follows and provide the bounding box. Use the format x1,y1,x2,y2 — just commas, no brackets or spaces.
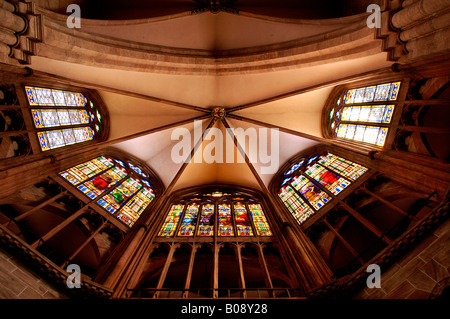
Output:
103,225,147,289
391,0,450,61
283,223,334,290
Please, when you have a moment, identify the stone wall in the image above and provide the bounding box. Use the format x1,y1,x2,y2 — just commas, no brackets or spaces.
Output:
0,247,67,299
354,218,450,299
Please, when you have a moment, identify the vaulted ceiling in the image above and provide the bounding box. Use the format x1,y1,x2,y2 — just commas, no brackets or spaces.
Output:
28,0,392,192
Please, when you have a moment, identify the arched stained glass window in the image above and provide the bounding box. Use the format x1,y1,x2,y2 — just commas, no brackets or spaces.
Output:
327,81,402,147
157,190,273,238
277,152,368,226
25,86,104,151
58,155,157,228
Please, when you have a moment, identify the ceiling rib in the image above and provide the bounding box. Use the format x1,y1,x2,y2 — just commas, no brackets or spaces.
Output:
32,69,211,114
226,113,328,144
102,114,212,147
221,118,269,192
162,117,218,195
226,66,395,113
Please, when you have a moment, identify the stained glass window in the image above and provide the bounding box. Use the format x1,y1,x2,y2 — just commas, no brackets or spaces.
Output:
59,155,156,228
218,203,234,236
278,153,368,225
331,81,401,147
248,204,272,236
178,203,199,236
25,86,103,151
318,153,368,181
197,203,215,236
157,191,273,238
234,203,253,236
158,204,185,237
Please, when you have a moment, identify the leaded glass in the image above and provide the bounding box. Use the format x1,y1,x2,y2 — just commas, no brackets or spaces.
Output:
285,160,303,175
197,203,215,236
25,86,88,107
158,204,184,237
297,179,331,210
129,162,148,177
117,186,155,227
178,203,199,236
306,163,350,195
234,203,253,236
97,177,142,214
363,86,376,102
218,203,234,236
77,166,127,199
319,153,367,181
248,204,272,236
353,88,366,103
60,156,112,185
279,185,314,225
374,83,391,101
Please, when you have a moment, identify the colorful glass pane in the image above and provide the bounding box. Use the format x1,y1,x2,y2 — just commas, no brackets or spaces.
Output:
31,109,91,129
353,125,366,141
353,88,366,103
248,204,272,236
77,166,127,199
367,106,386,123
306,163,350,195
218,203,234,236
117,186,155,227
37,130,65,150
178,203,199,236
281,177,293,186
358,106,371,122
97,177,142,214
344,124,356,139
336,123,348,138
129,162,148,178
279,185,314,224
363,86,376,102
285,160,304,175
389,82,401,100
319,153,367,181
374,83,391,101
234,203,253,236
158,204,184,237
59,156,113,185
197,203,215,236
37,127,95,151
25,86,88,107
73,127,95,142
340,107,352,122
297,178,331,210
382,105,395,123
376,127,388,146
343,89,356,104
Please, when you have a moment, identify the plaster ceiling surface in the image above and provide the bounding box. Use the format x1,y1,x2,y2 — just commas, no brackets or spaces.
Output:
79,12,344,51
30,51,391,109
26,3,392,193
98,90,203,140
113,119,210,188
226,118,320,187
169,120,263,192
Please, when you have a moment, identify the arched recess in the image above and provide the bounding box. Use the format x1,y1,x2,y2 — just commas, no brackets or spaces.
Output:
0,147,163,286
322,72,450,162
270,144,443,288
322,75,408,150
0,71,110,163
127,185,301,299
